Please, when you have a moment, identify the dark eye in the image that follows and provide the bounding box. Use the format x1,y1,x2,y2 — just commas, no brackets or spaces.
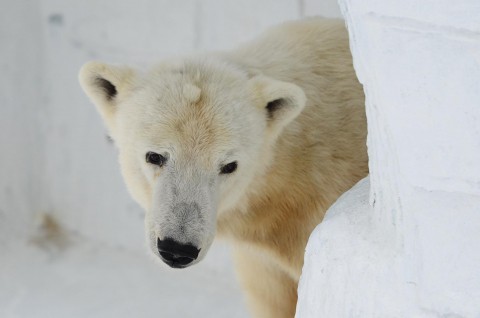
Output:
146,152,167,166
220,161,238,174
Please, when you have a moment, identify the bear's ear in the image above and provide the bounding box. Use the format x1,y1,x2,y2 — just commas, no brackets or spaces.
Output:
249,76,306,132
79,61,135,132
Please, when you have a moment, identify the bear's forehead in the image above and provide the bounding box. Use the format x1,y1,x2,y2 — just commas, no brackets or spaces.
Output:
122,79,240,155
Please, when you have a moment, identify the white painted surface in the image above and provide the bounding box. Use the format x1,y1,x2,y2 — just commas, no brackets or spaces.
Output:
303,0,342,18
0,0,46,243
297,1,480,317
0,0,342,317
0,0,343,248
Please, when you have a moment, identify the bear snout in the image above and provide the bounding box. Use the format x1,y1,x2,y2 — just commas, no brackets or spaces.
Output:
157,237,200,269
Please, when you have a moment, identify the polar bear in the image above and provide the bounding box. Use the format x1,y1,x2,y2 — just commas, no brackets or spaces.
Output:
79,17,368,318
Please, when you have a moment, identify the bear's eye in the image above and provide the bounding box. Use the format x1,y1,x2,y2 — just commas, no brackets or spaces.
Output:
220,161,238,174
146,152,167,167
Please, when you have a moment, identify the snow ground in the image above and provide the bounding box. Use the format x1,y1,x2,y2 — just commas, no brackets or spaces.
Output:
0,238,248,318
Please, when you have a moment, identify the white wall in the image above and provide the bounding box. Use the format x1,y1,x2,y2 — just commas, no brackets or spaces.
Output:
0,0,341,278
0,0,46,242
1,1,344,316
41,0,342,249
297,0,480,317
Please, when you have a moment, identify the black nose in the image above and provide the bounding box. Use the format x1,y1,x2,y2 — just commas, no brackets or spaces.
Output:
157,237,200,268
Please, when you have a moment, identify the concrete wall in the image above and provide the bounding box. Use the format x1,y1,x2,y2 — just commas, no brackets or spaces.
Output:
0,0,46,242
1,1,343,316
296,1,480,317
0,0,341,262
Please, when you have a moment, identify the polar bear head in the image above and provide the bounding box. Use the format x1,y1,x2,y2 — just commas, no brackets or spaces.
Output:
79,58,306,268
